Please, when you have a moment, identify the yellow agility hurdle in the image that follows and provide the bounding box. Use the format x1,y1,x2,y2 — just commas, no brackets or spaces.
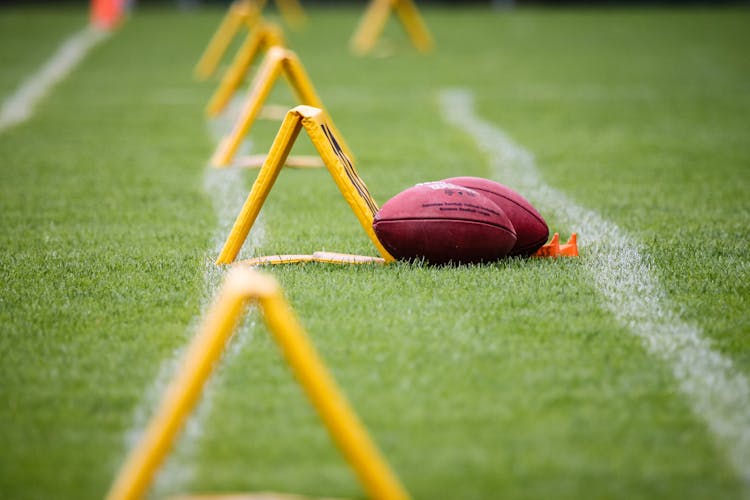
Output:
210,47,353,168
206,20,286,117
350,0,434,55
273,0,307,29
216,105,394,266
194,0,308,80
194,0,263,80
106,267,410,500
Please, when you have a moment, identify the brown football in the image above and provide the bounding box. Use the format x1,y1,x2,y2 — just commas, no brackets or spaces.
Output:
443,177,549,256
372,181,517,265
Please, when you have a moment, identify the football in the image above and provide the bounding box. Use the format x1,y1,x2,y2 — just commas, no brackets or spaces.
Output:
442,177,549,256
372,181,517,265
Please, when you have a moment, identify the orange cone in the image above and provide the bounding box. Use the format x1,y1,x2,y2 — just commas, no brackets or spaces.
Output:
533,233,579,258
91,0,125,30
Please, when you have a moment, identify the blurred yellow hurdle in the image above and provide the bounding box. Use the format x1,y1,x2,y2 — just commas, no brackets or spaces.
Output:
106,267,409,500
194,0,262,80
351,0,434,55
206,20,285,117
210,47,354,168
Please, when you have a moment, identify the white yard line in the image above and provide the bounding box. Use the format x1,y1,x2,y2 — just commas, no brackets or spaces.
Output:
153,165,265,496
124,97,264,495
439,88,750,483
0,26,109,133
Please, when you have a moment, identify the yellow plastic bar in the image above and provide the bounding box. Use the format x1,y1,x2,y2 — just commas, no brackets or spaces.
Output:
259,286,410,500
393,0,434,53
194,0,262,80
206,21,285,117
280,51,321,107
263,22,285,46
216,109,304,264
350,0,393,55
211,47,353,167
239,252,386,266
232,153,323,169
280,52,355,160
211,46,287,167
215,106,394,265
206,26,266,116
274,0,307,29
106,267,410,500
298,107,392,262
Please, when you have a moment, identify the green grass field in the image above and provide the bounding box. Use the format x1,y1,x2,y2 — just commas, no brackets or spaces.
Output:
1,4,749,499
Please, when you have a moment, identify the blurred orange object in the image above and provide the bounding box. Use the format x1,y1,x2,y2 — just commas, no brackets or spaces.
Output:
91,0,125,30
533,233,579,258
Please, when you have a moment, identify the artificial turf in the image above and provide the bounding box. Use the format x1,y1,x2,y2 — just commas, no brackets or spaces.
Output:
0,5,748,500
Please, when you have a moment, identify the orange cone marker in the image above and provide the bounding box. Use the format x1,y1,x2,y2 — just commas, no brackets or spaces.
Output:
90,0,126,30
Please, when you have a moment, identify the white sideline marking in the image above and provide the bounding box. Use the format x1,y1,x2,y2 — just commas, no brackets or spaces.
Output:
439,89,750,483
0,26,109,133
124,97,264,496
154,166,265,496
